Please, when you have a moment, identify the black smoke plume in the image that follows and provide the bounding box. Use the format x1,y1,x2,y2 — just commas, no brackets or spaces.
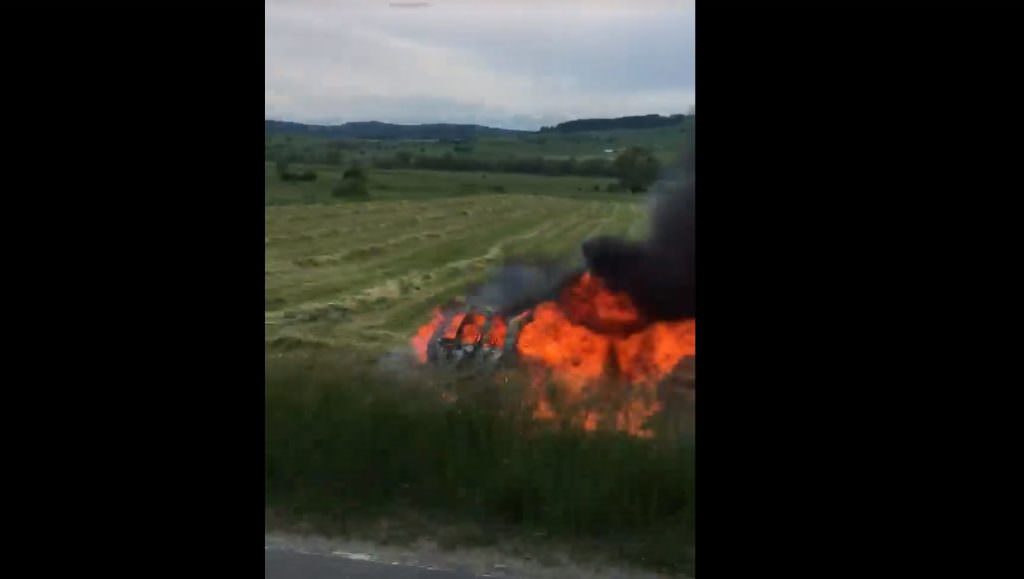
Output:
433,128,694,326
582,142,695,322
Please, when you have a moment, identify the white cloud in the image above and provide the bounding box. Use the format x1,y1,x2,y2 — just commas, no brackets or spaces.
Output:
266,0,694,128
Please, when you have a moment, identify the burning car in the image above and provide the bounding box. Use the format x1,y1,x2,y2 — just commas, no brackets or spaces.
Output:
412,179,695,437
411,270,695,437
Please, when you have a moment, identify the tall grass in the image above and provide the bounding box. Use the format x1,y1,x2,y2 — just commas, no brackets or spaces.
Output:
266,349,694,574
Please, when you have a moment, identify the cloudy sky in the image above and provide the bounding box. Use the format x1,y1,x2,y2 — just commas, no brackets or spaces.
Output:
266,0,694,130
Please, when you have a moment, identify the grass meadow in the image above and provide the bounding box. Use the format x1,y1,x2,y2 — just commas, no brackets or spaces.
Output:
266,130,693,576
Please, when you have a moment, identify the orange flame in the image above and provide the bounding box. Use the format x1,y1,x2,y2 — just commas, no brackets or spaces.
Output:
516,302,612,392
516,273,694,436
485,316,507,348
561,272,646,334
442,312,466,339
409,272,694,437
458,313,485,343
411,308,445,363
615,319,696,385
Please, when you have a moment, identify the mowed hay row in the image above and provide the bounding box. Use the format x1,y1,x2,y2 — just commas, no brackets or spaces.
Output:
282,203,616,307
267,196,604,287
266,208,556,308
265,202,535,270
265,195,644,349
266,196,523,246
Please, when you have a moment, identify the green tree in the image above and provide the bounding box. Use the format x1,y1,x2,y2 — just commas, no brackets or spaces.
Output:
613,147,660,193
343,166,366,181
276,159,290,179
334,165,369,198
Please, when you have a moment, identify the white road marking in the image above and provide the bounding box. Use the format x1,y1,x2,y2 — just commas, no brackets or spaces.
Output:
331,551,374,561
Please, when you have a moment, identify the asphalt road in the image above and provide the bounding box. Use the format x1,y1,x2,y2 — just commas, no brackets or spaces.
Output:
265,547,486,579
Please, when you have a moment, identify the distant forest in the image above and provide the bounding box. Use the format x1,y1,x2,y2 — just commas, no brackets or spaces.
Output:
540,114,691,133
266,113,691,141
264,120,527,141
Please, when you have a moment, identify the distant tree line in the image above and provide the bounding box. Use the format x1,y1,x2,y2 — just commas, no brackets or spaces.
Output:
265,120,526,140
371,153,619,177
540,114,691,133
270,127,667,192
273,146,662,193
269,147,622,178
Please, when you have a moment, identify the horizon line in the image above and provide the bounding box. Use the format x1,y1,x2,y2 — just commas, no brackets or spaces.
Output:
265,112,689,131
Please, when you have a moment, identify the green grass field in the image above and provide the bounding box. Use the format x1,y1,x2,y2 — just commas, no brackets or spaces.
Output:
267,350,694,575
266,187,646,352
265,135,693,576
